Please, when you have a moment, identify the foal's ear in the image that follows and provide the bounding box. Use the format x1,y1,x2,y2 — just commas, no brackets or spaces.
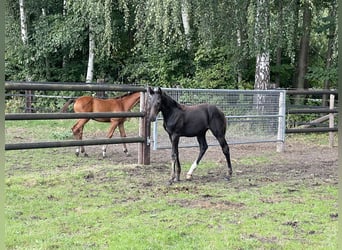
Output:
147,87,154,95
156,87,162,94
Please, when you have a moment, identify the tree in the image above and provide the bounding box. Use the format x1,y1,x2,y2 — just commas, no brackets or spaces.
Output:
181,0,191,50
254,0,270,90
5,0,338,90
296,0,312,90
235,0,250,84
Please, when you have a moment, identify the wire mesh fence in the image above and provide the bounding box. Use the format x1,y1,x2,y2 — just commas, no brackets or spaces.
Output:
152,88,286,150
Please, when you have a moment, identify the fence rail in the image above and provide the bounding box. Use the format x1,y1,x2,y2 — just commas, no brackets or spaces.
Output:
5,137,145,150
5,112,145,120
5,81,146,92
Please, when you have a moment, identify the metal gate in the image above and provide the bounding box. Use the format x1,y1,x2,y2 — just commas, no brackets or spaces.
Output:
152,88,286,152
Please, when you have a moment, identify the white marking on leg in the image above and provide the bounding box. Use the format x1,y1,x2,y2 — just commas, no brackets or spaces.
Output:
102,145,107,158
186,160,198,180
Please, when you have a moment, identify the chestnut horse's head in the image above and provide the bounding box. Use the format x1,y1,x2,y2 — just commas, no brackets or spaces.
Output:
147,87,163,122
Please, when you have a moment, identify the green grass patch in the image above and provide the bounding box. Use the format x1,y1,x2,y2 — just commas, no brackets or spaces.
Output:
5,120,338,249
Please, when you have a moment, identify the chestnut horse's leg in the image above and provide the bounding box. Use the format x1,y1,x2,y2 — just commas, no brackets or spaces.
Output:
118,122,129,155
186,134,208,180
72,119,89,157
169,134,181,184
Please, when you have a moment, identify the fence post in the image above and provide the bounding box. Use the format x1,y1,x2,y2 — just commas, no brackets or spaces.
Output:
329,94,335,148
25,90,32,113
95,78,106,98
277,91,285,152
138,91,150,165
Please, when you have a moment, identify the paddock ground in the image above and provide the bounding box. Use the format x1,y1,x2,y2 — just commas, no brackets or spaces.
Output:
73,134,338,187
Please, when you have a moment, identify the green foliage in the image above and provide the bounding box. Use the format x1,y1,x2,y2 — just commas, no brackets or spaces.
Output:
121,45,194,87
5,96,26,113
191,46,237,89
4,0,338,90
306,66,337,88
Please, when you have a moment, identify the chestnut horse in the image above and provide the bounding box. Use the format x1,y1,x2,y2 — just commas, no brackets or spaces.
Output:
148,87,232,184
61,92,140,157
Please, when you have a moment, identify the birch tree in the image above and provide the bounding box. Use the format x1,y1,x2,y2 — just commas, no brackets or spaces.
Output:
181,0,191,50
254,0,270,90
19,0,28,45
86,23,95,83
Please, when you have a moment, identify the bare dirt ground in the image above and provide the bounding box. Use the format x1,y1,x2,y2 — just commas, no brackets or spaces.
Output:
78,135,338,186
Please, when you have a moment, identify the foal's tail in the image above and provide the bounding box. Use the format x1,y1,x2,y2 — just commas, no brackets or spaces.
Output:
60,99,75,112
208,105,227,138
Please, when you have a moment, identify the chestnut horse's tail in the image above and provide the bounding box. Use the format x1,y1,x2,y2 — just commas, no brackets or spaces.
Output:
60,99,75,112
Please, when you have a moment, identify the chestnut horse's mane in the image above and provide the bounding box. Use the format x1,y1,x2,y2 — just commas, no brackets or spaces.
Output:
112,91,135,99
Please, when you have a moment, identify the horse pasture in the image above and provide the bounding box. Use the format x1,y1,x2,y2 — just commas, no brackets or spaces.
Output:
5,120,338,249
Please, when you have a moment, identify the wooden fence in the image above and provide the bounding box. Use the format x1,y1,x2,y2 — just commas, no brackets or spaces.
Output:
5,82,338,153
5,81,151,165
285,89,338,147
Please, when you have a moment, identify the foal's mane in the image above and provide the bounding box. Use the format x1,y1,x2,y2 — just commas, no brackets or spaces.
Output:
162,91,183,109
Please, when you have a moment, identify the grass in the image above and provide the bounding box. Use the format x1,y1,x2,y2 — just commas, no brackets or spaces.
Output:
5,120,338,249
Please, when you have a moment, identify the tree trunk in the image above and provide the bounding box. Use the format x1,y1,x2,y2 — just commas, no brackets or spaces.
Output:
255,52,270,90
254,0,270,90
253,0,270,114
19,0,32,112
296,2,311,90
63,0,67,16
19,0,28,45
86,24,95,83
291,0,300,89
62,0,67,69
236,0,250,84
322,3,336,106
181,0,191,50
275,1,283,88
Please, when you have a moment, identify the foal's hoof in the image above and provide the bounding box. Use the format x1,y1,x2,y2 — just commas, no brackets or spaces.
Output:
186,174,193,181
75,152,79,157
84,153,89,157
225,175,232,181
168,178,180,185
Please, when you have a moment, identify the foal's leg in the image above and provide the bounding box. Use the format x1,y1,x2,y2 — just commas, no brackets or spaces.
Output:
118,122,129,155
217,136,233,180
186,135,208,180
170,135,181,184
210,115,233,180
103,119,120,158
72,119,89,157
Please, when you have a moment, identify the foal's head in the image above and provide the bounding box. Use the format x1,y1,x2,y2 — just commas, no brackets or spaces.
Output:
147,87,163,122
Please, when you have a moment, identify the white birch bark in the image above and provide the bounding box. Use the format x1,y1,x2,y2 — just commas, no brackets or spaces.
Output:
19,0,28,45
254,52,270,90
254,0,270,90
63,0,67,16
181,0,191,50
86,25,95,83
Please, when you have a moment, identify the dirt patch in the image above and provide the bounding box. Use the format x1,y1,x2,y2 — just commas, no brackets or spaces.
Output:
78,136,338,187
